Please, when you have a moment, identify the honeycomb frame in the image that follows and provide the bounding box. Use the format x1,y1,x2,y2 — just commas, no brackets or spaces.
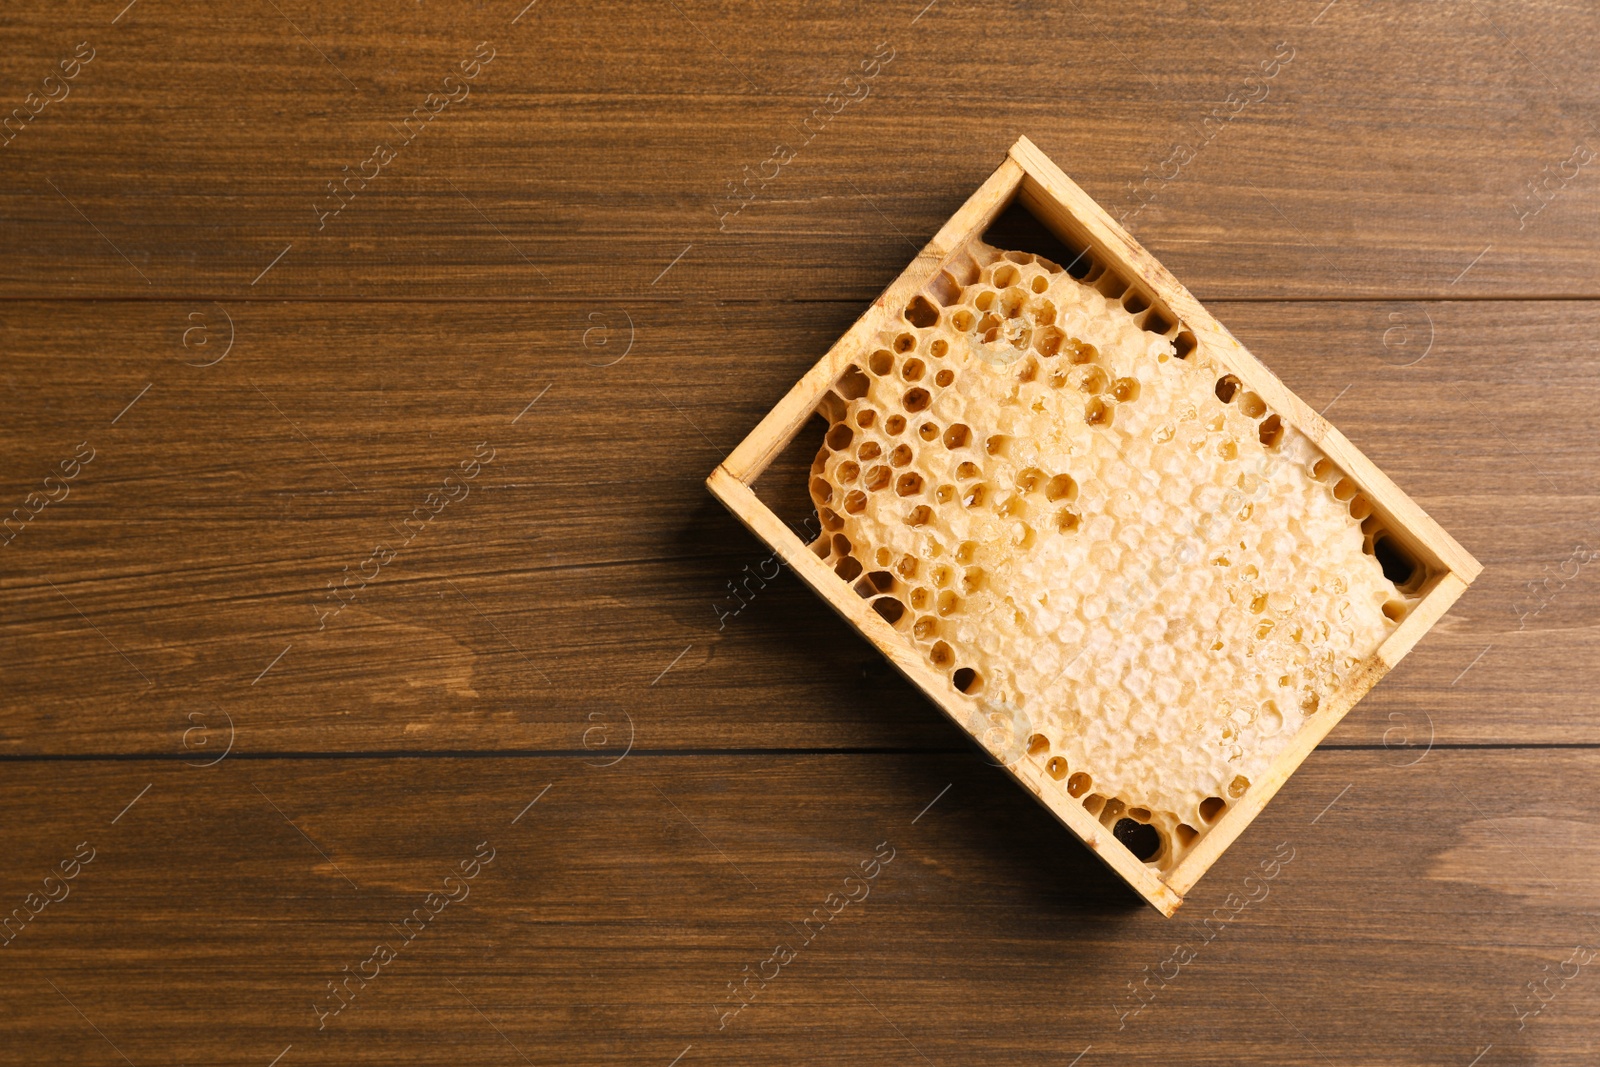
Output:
706,136,1481,915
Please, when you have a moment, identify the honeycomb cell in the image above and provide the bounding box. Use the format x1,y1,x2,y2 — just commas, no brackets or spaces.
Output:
1045,474,1077,502
1075,366,1109,395
905,294,940,328
839,366,870,400
895,472,925,497
1258,414,1283,448
873,597,906,624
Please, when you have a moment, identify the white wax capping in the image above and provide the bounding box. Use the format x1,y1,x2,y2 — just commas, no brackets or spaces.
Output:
810,241,1403,867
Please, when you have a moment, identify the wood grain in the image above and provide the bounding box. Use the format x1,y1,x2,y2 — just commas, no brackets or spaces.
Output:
1,0,1595,1062
0,2,1596,301
1,752,1596,1067
0,300,1592,751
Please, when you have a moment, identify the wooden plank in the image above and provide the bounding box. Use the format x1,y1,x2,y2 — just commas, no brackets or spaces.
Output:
0,0,1589,1060
0,2,1596,300
0,297,1596,752
0,750,1595,1065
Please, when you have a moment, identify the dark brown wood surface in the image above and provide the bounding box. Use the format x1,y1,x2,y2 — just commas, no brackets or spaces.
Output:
2,2,1596,1064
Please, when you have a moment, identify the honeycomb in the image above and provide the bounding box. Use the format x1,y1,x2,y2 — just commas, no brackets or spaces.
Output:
808,239,1419,871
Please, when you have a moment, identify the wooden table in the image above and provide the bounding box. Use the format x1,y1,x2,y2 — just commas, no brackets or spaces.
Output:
2,2,1596,1064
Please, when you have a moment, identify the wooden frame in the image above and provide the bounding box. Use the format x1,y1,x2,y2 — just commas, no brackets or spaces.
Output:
706,136,1481,915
